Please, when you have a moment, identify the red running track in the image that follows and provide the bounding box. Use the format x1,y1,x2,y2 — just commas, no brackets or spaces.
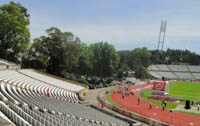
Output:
111,84,200,126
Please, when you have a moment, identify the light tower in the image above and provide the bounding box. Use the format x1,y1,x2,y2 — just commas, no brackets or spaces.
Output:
157,20,167,51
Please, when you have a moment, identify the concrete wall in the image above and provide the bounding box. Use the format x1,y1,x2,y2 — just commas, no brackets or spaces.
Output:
7,65,21,70
0,65,7,70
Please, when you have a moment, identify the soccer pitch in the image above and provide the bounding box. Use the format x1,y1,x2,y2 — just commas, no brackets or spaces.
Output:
168,81,200,101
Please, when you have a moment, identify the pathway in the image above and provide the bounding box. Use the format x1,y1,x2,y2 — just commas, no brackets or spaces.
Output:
83,87,148,126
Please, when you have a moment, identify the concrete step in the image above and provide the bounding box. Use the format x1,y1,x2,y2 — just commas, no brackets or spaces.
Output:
80,100,91,106
132,122,144,126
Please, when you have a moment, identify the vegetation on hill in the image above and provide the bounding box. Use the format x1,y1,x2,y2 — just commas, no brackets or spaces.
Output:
1,2,200,86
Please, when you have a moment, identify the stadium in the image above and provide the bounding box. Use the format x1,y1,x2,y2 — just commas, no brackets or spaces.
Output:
1,59,200,126
0,59,132,126
1,1,200,126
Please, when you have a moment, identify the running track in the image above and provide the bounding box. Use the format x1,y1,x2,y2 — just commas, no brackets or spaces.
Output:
111,84,200,126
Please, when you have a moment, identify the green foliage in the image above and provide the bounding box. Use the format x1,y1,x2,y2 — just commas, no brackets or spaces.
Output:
117,48,200,79
0,2,30,62
89,42,120,78
150,49,200,65
71,77,90,86
26,27,82,76
129,48,152,68
134,65,150,79
118,50,131,72
117,48,152,79
75,43,93,75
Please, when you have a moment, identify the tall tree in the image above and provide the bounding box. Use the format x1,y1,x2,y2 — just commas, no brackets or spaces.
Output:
129,47,152,69
27,27,81,76
90,42,120,78
134,65,150,79
75,43,93,75
23,37,48,69
0,2,30,62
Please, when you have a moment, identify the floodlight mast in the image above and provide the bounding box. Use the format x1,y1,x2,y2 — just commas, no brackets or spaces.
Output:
157,20,167,52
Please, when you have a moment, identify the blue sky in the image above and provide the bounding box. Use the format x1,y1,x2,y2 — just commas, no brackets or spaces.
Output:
1,0,200,54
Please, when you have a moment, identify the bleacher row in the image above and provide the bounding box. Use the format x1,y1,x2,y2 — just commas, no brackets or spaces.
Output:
148,64,200,80
0,70,129,126
0,59,21,70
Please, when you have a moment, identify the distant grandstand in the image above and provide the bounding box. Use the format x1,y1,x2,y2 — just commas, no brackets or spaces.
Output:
148,64,200,80
0,59,129,126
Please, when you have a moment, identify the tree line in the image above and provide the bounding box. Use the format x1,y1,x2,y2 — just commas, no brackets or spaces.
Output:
1,2,200,86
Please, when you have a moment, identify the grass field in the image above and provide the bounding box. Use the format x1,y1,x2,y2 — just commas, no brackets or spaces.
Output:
139,81,200,116
107,81,200,116
139,89,177,109
168,81,200,101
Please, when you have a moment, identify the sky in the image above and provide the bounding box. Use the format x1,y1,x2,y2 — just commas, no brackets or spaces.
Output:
1,0,200,54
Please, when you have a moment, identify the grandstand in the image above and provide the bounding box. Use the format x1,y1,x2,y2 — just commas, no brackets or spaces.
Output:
0,60,129,126
148,64,200,80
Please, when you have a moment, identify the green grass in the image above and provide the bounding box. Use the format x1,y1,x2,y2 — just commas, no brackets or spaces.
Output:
139,89,177,109
139,88,152,100
105,89,121,107
176,110,200,116
140,81,200,116
106,81,200,117
168,81,200,101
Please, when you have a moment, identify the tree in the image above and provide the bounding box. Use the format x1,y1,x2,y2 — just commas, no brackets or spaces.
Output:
0,2,30,62
150,49,200,65
129,48,152,69
27,27,82,76
89,42,120,78
118,50,131,66
75,43,93,75
118,50,131,73
134,65,150,79
22,37,48,69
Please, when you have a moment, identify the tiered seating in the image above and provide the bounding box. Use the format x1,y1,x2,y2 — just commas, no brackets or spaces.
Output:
148,65,160,71
0,70,129,126
148,71,162,79
0,101,31,126
192,73,200,80
188,66,200,73
157,65,169,71
148,64,200,80
175,72,193,80
18,69,84,92
168,65,188,72
0,70,79,100
157,71,177,79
